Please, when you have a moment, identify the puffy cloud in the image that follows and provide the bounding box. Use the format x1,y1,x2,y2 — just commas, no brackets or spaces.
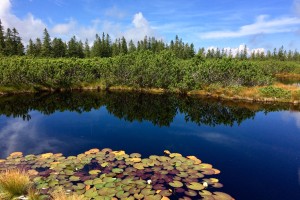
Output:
52,19,76,35
200,15,300,39
0,0,46,43
124,12,158,42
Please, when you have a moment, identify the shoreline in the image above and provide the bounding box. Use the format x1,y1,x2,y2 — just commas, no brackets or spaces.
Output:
0,83,299,105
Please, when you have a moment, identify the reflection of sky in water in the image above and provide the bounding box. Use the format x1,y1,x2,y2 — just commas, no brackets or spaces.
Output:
282,111,300,129
0,108,300,199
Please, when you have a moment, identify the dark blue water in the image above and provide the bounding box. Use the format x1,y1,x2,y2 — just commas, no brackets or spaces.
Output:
0,91,299,199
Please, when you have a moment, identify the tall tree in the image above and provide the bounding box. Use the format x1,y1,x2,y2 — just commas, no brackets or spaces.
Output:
12,28,24,55
4,28,14,56
120,37,128,54
35,38,42,57
84,39,90,58
52,38,66,57
41,28,52,57
0,20,5,55
26,39,35,56
128,40,136,53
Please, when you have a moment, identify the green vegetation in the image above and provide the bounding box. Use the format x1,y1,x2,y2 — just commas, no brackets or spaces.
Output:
0,149,234,200
259,86,292,99
0,19,300,102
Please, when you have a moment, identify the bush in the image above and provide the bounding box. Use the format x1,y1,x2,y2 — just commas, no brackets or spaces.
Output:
259,86,291,99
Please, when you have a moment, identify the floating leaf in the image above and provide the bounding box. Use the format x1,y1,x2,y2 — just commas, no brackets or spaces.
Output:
41,153,53,159
112,168,124,173
133,163,144,170
185,190,198,197
85,188,98,198
129,157,142,162
89,170,101,175
187,156,201,164
130,153,141,158
186,182,205,191
134,193,144,199
169,180,183,188
213,192,235,200
169,153,182,158
69,176,80,181
159,190,172,196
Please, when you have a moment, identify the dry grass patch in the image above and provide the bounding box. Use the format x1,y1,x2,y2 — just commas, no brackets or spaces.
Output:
0,169,31,199
50,187,86,200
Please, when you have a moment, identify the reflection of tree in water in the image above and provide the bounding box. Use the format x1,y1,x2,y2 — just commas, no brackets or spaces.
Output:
0,91,298,126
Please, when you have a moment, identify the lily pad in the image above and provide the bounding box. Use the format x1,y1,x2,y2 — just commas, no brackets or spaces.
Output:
186,182,205,191
169,180,183,188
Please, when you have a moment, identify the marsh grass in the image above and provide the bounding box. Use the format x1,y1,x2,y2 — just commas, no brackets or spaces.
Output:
0,169,31,199
50,187,86,200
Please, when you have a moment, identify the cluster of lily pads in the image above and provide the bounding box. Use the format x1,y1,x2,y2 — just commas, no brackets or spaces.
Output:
0,149,234,200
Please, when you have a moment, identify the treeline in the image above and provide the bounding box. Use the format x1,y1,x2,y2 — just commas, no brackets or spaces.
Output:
1,20,300,61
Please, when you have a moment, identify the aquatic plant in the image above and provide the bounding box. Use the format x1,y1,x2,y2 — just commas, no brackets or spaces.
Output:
0,149,235,200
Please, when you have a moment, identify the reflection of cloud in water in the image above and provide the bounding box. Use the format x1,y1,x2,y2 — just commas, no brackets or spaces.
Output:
298,168,300,187
0,116,63,158
282,112,300,129
197,132,237,145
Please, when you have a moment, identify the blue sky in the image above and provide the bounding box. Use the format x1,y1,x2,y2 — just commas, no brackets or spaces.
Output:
0,0,300,52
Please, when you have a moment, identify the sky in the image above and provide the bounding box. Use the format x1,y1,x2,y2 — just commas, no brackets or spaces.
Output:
0,0,300,52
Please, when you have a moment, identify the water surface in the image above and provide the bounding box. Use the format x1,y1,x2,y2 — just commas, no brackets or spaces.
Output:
0,91,300,199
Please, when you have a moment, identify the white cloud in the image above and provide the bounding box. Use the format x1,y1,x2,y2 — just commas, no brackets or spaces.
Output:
0,117,62,158
52,19,76,35
0,0,157,44
0,0,46,43
124,12,158,42
206,44,265,57
294,0,300,16
200,15,300,39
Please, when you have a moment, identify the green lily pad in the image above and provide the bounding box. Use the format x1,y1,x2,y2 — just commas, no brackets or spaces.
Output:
85,188,98,198
69,175,80,181
169,180,183,188
84,180,94,186
112,168,124,173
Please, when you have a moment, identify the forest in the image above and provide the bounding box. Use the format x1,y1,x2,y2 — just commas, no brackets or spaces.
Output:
0,19,300,100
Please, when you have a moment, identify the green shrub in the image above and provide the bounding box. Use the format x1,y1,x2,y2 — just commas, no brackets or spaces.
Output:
259,86,291,99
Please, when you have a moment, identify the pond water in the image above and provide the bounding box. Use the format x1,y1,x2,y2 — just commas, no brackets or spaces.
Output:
0,91,300,199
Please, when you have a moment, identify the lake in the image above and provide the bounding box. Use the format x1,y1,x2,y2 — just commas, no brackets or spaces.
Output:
0,91,300,199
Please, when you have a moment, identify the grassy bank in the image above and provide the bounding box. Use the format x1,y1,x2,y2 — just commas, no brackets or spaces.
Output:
0,53,300,103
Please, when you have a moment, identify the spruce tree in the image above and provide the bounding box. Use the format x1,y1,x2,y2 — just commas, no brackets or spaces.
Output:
0,20,5,55
41,28,52,57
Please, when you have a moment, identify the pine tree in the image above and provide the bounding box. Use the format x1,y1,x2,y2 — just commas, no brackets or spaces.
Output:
84,39,90,58
26,39,35,56
52,38,66,57
12,28,24,55
120,37,128,54
4,28,14,56
0,20,5,55
35,38,42,57
41,28,52,57
128,40,136,53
